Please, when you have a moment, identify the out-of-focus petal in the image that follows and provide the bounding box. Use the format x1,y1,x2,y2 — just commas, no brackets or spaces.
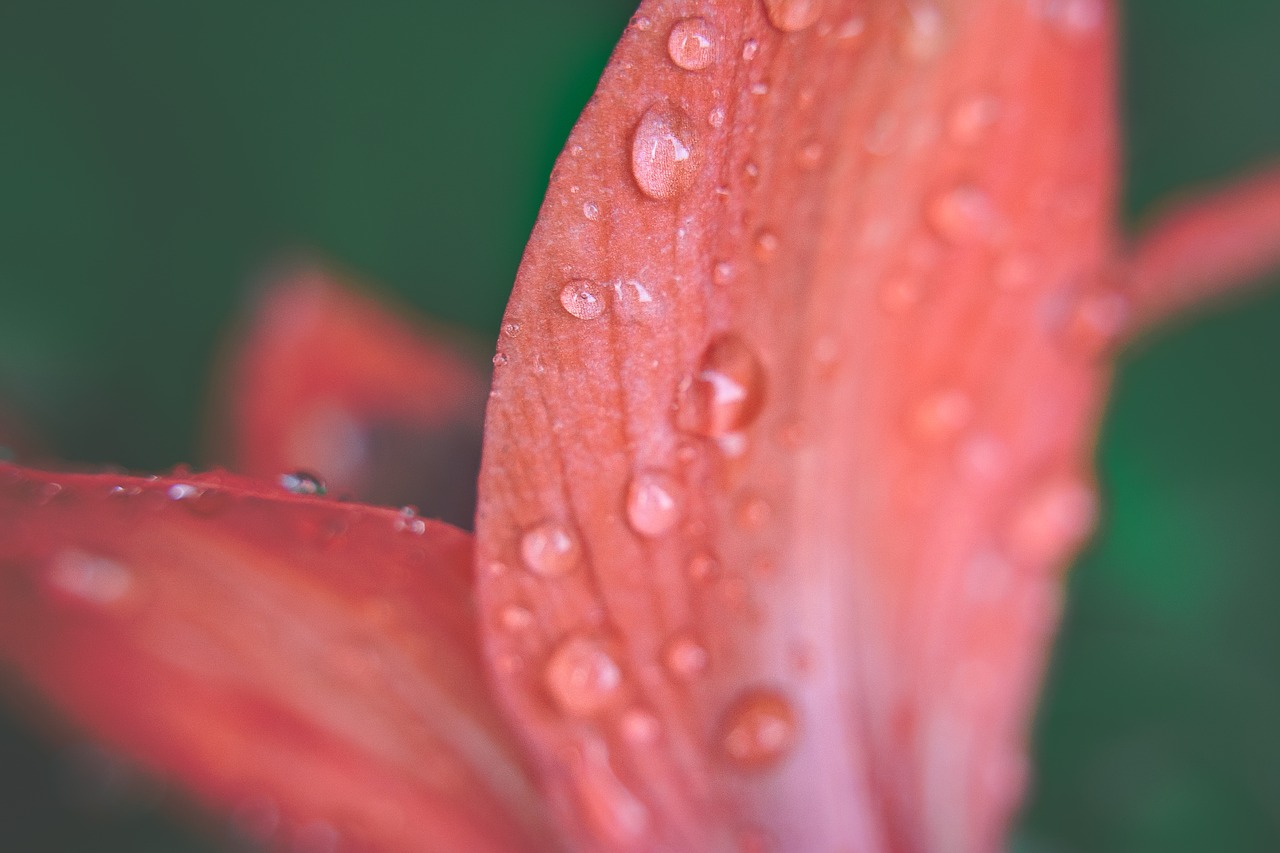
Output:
0,464,556,852
476,2,1117,851
213,263,489,527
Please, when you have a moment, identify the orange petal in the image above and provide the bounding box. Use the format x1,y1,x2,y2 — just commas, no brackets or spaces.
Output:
213,263,489,527
0,464,555,852
476,2,1117,851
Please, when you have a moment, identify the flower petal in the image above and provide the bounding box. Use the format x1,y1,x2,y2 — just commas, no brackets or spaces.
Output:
213,263,489,527
0,464,555,852
477,2,1116,850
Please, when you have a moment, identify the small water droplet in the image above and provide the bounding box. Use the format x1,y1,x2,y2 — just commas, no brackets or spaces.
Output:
763,0,824,33
492,351,510,367
631,102,698,201
687,551,720,583
735,494,773,530
394,506,426,535
720,688,798,770
631,14,653,32
741,39,760,61
835,15,867,41
708,105,727,128
500,605,535,632
560,280,608,321
667,17,718,71
675,334,766,438
664,634,709,679
750,81,769,96
753,230,780,263
712,260,736,286
901,3,946,60
626,471,684,537
503,321,521,338
797,140,823,169
582,201,600,220
620,708,662,744
521,522,581,577
948,93,1001,145
545,634,624,716
48,550,133,605
279,471,326,497
928,185,997,244
1064,289,1130,357
1006,474,1098,567
910,388,974,441
166,483,199,501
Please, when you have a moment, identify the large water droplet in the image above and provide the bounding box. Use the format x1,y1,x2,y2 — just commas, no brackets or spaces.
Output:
763,0,824,33
720,688,798,770
626,471,684,537
667,18,718,71
631,102,698,201
675,335,766,438
545,634,624,716
664,634,709,679
279,470,327,496
521,522,581,577
560,280,608,320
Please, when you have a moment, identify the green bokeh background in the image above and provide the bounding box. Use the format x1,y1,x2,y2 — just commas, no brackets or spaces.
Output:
1,1,1278,850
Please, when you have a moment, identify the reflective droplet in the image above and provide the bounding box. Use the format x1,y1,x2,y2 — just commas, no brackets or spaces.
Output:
545,634,624,716
664,634,709,679
492,351,510,367
741,39,760,61
631,14,653,32
928,185,997,244
521,522,581,577
901,3,945,60
797,140,823,169
667,18,717,71
750,81,769,96
583,201,601,220
720,689,798,770
631,102,697,201
763,0,824,33
560,280,608,320
569,737,649,845
1064,289,1130,357
910,388,974,441
620,708,662,744
48,550,132,605
708,105,727,129
835,15,867,41
500,605,535,632
394,506,427,535
712,260,736,286
753,230,780,263
948,93,1001,145
279,471,327,496
675,335,766,438
1006,474,1098,567
626,471,684,537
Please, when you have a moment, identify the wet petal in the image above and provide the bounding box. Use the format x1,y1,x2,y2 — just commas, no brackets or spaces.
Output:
476,2,1116,851
212,263,489,527
0,464,555,852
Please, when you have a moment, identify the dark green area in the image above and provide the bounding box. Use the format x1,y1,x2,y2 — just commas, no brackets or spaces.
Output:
0,1,1278,850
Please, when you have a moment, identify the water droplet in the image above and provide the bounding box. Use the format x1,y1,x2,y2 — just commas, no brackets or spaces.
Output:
568,737,650,844
712,260,736,286
492,351,510,367
708,105,727,128
1031,0,1104,36
664,634,708,679
948,93,1001,145
835,15,867,41
753,230,780,262
1006,474,1098,567
503,321,521,338
797,140,823,169
625,471,684,537
720,688,798,770
910,388,974,441
687,551,720,582
500,605,535,632
631,102,697,201
521,522,581,577
560,280,608,321
741,39,760,61
620,708,662,744
279,471,326,496
545,634,623,716
750,81,769,96
631,14,653,32
675,335,766,438
667,18,717,71
928,185,997,244
763,0,824,33
582,201,600,220
901,3,946,60
394,506,427,535
735,494,773,530
1064,289,1130,357
48,550,133,605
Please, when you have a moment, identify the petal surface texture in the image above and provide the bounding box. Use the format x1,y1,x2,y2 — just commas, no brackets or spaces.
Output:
476,2,1118,851
0,465,554,853
217,264,488,527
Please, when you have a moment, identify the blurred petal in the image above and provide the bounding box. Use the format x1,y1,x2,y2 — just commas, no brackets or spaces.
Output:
1126,161,1280,333
213,263,489,527
477,2,1116,851
0,464,555,852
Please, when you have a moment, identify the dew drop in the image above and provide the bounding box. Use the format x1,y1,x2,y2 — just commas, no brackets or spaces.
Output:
901,3,946,60
763,0,824,33
631,102,698,201
750,81,769,96
492,351,510,367
625,471,684,537
712,260,736,286
582,201,600,220
631,14,653,32
664,634,709,679
687,551,720,583
560,280,608,320
1064,289,1130,357
520,522,581,577
797,140,823,169
545,634,624,716
48,550,133,605
500,605,535,632
620,708,662,744
928,185,997,244
675,335,766,438
708,105,727,129
394,506,426,535
720,688,798,770
667,18,717,71
753,230,780,263
279,471,326,496
948,93,1001,145
741,39,760,61
1006,474,1098,567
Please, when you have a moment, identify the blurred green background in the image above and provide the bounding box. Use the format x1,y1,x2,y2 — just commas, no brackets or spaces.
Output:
1,1,1278,850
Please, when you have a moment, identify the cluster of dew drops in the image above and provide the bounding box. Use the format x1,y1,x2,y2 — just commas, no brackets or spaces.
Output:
493,0,1110,840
